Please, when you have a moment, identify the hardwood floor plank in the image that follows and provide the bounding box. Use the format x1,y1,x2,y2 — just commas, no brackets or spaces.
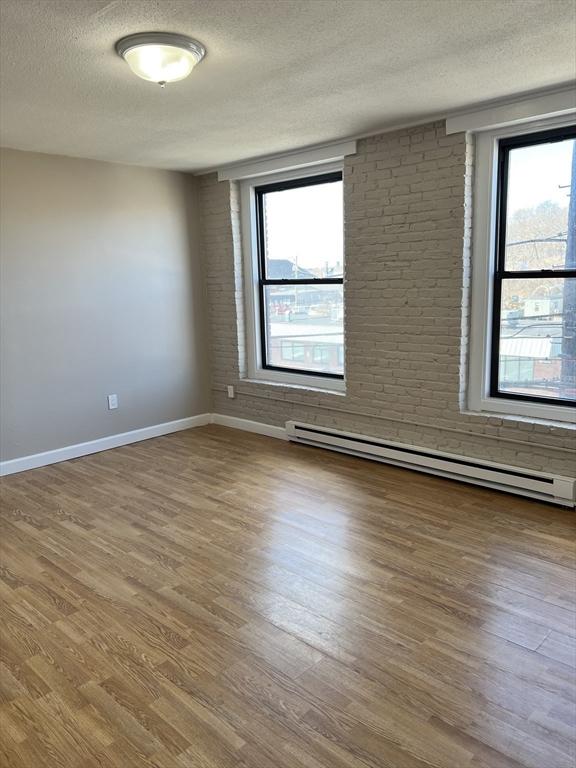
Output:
536,630,576,668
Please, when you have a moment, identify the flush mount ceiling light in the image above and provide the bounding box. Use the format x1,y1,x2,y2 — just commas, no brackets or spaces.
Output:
115,32,205,87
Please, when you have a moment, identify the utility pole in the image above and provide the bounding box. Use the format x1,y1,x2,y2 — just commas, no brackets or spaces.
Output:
561,141,576,397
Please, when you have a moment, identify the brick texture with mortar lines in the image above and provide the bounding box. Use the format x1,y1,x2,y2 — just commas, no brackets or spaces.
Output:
198,120,575,476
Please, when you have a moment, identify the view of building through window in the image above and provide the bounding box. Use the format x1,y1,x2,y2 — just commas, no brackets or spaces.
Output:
496,130,575,404
258,175,344,377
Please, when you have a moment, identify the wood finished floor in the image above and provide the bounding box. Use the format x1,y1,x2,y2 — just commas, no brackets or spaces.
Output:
0,425,575,768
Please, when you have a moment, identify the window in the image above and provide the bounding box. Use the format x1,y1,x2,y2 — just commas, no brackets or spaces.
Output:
492,126,575,407
281,341,305,362
312,346,331,364
468,118,576,424
243,169,344,387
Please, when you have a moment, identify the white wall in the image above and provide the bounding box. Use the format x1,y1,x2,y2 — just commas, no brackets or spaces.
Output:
198,121,575,476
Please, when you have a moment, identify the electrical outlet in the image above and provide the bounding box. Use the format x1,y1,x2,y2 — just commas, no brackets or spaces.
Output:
227,385,235,399
107,394,118,410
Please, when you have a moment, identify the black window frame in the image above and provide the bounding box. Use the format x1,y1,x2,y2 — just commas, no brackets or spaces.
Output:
255,171,344,379
490,124,576,408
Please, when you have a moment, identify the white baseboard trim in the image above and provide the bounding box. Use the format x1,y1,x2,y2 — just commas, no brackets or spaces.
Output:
0,414,212,477
0,413,288,477
1,413,568,507
210,413,288,440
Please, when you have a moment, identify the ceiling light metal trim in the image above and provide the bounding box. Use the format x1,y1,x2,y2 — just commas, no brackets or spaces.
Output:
115,32,206,62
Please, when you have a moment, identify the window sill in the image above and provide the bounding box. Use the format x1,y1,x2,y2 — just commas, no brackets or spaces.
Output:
243,373,346,395
465,398,576,429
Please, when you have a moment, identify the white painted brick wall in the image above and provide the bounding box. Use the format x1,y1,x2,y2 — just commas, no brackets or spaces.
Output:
199,120,576,476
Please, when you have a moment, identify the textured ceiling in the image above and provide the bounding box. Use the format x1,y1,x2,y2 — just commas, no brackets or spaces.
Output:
0,0,575,171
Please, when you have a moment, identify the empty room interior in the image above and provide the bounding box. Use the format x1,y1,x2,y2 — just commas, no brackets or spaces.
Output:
1,1,576,766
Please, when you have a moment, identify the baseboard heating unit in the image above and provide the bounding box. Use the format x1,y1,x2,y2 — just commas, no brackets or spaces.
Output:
285,421,576,508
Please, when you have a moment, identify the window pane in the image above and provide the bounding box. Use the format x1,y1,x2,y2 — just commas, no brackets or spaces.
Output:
504,136,574,271
313,346,330,363
264,283,344,375
261,179,343,279
497,278,575,401
280,341,305,362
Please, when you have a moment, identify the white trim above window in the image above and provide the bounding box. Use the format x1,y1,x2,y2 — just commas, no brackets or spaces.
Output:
240,162,347,393
446,86,576,135
218,140,356,182
467,114,576,426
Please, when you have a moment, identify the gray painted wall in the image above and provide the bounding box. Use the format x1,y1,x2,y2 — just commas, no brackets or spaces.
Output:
0,148,210,461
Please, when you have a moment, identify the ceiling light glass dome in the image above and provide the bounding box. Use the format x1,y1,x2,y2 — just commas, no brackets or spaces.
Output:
116,33,205,86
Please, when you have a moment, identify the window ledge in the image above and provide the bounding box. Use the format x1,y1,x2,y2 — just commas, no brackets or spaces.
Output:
463,407,576,431
242,376,346,396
